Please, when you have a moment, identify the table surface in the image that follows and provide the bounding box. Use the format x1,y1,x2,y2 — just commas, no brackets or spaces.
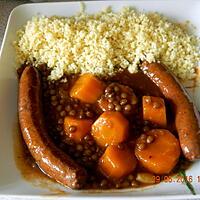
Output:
0,1,199,199
0,1,30,47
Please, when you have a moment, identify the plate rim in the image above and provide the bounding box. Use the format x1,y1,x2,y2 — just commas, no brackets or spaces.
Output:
0,0,200,198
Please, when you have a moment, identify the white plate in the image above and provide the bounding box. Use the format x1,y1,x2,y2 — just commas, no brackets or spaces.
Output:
0,1,200,199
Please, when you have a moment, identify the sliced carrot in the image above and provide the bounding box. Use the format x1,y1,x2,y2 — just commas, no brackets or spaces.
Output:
63,116,93,143
70,73,104,104
99,145,137,179
143,96,167,127
91,111,129,147
135,129,181,174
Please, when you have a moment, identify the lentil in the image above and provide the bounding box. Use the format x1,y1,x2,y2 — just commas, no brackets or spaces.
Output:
105,87,113,93
69,126,77,133
83,149,92,156
120,99,127,105
69,110,76,116
108,97,114,103
85,103,91,108
113,100,119,106
60,110,66,117
56,105,62,112
58,118,63,124
86,111,93,118
51,96,57,101
51,100,58,106
108,103,114,110
124,104,132,112
108,93,115,98
115,183,120,189
49,89,56,95
76,144,83,151
131,180,139,187
121,92,128,99
57,126,62,132
59,99,65,104
91,154,98,161
79,110,85,119
65,105,71,112
115,105,122,111
100,179,108,187
146,135,154,144
74,103,79,108
114,86,120,92
127,174,134,181
84,135,91,141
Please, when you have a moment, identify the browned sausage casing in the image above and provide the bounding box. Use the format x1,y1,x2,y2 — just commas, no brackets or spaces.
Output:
140,62,200,161
18,66,87,189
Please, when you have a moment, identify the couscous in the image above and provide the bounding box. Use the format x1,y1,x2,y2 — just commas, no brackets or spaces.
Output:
14,7,199,80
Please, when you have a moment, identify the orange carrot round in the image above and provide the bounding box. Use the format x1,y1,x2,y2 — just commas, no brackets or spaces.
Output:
135,129,180,174
142,96,167,127
70,73,104,104
91,111,129,147
64,116,93,143
99,145,137,179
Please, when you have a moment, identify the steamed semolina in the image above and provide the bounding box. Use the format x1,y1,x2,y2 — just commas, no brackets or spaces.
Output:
14,7,200,80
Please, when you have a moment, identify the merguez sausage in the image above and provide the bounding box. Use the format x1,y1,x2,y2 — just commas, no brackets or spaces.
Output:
140,62,200,161
18,66,87,189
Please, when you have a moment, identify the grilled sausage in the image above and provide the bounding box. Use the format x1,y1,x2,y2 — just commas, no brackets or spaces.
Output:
18,66,87,189
140,62,200,161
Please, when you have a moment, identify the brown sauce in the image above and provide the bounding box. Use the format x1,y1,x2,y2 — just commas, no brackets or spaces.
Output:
15,64,191,190
111,71,163,97
13,123,68,194
14,123,47,181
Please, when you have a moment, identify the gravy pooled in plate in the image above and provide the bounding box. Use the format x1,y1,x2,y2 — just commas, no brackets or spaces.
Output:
17,62,199,189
